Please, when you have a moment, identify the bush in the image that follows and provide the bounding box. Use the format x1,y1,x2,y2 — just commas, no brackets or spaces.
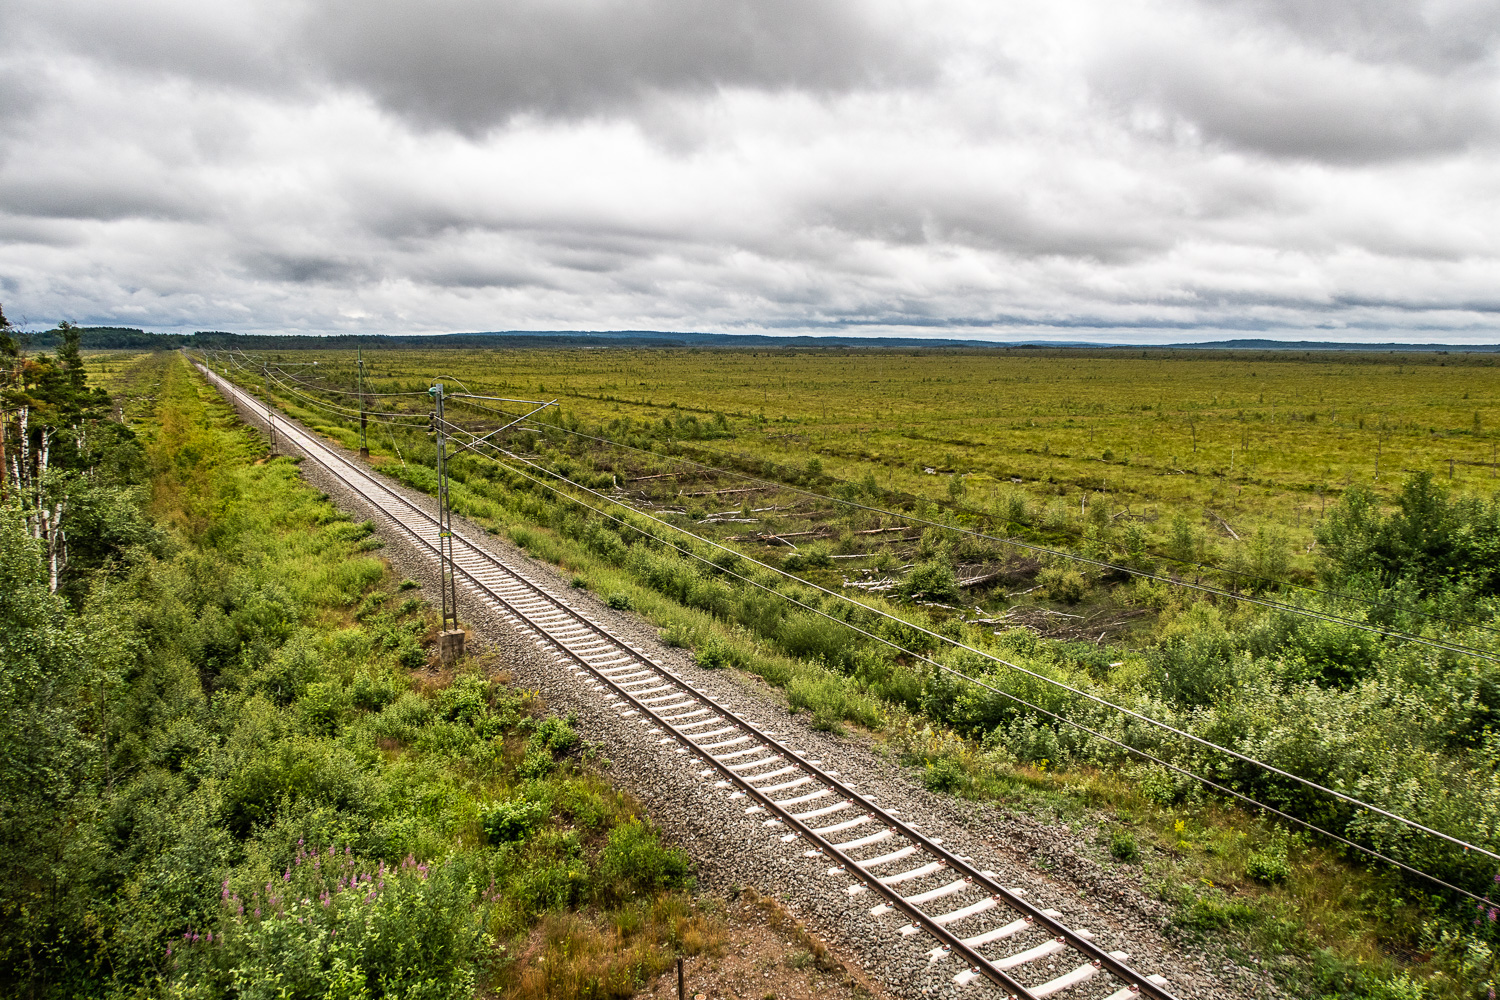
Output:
694,635,736,670
1037,566,1087,604
922,757,965,793
481,798,549,843
531,715,580,754
172,855,486,1000
659,622,699,648
516,748,556,780
782,545,833,571
593,821,692,903
1245,836,1292,884
897,561,961,603
1133,764,1196,807
606,592,633,611
1148,604,1242,707
1109,828,1140,863
776,612,849,665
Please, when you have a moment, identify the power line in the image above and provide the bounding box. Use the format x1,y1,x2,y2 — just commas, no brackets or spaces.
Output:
198,350,1500,892
421,378,1498,637
431,417,1500,900
476,413,1500,665
435,415,1500,873
261,369,429,427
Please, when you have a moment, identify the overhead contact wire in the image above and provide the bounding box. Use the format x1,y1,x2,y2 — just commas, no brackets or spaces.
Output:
434,416,1500,874
501,418,1500,661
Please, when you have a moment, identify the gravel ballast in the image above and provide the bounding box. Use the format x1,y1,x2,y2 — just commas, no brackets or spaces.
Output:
210,373,1280,1000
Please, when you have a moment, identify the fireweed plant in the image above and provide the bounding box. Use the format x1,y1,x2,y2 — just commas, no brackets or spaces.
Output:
216,347,1500,997
0,355,702,1000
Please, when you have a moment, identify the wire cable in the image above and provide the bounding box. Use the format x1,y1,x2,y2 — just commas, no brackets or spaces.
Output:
500,417,1500,664
212,350,1500,650
262,371,429,427
436,415,1500,871
454,387,1499,638
202,350,1500,878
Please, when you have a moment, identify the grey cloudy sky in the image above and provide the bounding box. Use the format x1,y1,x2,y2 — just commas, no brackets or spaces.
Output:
2,0,1498,342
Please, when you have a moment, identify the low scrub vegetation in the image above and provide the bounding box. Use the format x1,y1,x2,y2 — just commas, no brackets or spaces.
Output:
209,345,1500,997
0,355,712,999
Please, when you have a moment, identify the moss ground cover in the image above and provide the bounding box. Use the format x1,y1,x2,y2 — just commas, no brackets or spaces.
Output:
208,345,1500,998
0,353,715,999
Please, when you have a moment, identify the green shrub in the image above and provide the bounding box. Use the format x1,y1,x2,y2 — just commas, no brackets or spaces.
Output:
349,670,402,713
298,680,351,734
171,853,485,1000
481,798,548,843
776,612,850,665
606,592,633,611
896,561,961,603
593,821,692,903
398,578,420,590
694,635,736,669
782,545,833,571
531,715,580,754
1181,891,1259,931
1109,828,1140,863
1245,836,1292,884
367,691,436,745
516,748,556,780
1037,566,1087,604
395,636,427,670
922,756,965,793
659,621,699,648
1148,604,1242,707
1133,764,1196,807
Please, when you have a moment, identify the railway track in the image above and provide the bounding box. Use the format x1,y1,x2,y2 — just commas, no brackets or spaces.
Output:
199,362,1178,1000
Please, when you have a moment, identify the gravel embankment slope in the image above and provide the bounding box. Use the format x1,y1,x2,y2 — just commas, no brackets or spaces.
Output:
213,379,1277,1000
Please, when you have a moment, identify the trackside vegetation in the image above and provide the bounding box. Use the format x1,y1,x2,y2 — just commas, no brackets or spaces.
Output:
0,352,712,999
212,345,1500,999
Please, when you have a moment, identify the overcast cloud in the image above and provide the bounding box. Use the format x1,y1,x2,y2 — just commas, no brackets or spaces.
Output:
1,0,1497,342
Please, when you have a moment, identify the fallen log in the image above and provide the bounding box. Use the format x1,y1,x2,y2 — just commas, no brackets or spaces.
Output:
678,486,767,497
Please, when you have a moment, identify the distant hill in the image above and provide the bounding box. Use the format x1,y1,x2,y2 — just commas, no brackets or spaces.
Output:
24,326,1500,353
1172,338,1500,353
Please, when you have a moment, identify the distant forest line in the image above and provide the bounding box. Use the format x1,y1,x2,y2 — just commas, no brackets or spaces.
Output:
19,325,1500,358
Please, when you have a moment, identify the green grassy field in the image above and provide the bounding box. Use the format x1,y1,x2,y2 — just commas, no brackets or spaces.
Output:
202,344,1500,1000
231,346,1500,564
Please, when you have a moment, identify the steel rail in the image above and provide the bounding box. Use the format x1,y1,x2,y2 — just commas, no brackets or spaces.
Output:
428,424,1500,904
196,361,1177,1000
431,416,1500,870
